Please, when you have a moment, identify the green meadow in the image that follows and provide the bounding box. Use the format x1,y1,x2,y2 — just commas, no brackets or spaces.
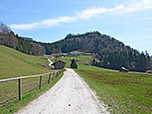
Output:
0,45,51,79
0,45,63,114
59,56,152,114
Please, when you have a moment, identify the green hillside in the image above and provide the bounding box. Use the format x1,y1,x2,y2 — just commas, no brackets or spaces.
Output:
0,45,64,114
0,45,49,79
42,31,151,72
58,55,152,114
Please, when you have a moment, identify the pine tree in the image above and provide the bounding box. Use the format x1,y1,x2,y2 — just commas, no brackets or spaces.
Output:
70,59,78,69
92,59,96,66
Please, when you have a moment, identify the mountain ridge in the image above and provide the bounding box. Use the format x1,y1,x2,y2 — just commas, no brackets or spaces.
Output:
41,31,151,72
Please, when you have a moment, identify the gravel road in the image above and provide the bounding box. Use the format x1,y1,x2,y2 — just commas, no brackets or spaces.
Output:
15,68,110,114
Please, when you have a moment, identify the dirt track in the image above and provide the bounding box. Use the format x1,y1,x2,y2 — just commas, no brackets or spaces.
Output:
15,68,110,114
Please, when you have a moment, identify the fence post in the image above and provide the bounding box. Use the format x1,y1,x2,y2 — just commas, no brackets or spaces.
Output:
58,71,59,76
48,73,51,84
58,71,59,77
18,79,22,101
39,76,42,89
53,72,55,80
56,71,58,78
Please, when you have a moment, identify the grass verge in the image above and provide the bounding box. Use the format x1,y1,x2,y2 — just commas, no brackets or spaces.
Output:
0,71,64,114
59,56,152,114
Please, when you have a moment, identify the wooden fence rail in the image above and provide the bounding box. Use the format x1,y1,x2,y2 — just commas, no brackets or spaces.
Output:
0,69,64,102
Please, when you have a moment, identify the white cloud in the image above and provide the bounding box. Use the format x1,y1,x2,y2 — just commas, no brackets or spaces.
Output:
77,7,106,19
41,16,77,26
107,5,124,14
10,23,39,30
10,16,77,30
10,0,152,30
76,0,152,18
110,0,152,14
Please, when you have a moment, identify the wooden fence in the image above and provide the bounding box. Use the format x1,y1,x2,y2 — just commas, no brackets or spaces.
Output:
0,69,64,104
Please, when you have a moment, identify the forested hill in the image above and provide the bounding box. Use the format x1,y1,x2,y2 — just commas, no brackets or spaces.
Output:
0,22,45,56
42,31,131,54
41,31,152,72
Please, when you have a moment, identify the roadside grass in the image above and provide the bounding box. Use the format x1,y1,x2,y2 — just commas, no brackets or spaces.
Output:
59,56,152,114
0,72,64,114
0,45,64,113
0,73,50,104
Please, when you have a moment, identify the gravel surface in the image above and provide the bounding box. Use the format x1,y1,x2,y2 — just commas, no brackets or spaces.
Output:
15,68,110,114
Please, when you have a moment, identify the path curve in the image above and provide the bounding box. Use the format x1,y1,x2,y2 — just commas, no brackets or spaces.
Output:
15,68,110,114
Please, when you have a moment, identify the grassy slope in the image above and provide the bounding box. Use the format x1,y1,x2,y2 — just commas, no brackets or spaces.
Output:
0,45,63,114
0,45,50,79
59,56,152,114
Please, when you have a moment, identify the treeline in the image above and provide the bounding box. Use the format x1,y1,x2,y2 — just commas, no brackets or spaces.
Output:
92,51,151,72
41,31,152,72
16,36,45,56
0,22,45,56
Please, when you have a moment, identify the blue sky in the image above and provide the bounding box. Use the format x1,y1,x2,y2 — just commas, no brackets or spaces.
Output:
0,0,152,55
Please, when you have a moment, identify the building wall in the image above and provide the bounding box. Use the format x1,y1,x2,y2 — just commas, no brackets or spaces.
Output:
55,62,65,69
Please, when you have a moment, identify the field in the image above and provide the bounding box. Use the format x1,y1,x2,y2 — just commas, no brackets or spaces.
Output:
0,45,63,114
59,56,152,114
1,45,152,114
0,45,51,79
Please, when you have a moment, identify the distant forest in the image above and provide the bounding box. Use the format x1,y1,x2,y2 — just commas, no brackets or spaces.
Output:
0,22,151,72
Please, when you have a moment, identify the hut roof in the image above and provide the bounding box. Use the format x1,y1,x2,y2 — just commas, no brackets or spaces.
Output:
52,60,66,65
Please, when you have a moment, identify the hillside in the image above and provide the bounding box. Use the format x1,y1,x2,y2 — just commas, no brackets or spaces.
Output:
0,45,64,114
42,31,152,72
42,31,133,54
0,45,49,79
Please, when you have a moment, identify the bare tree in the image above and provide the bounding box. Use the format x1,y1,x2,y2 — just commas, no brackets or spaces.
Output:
0,22,11,35
31,43,45,56
0,22,18,49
